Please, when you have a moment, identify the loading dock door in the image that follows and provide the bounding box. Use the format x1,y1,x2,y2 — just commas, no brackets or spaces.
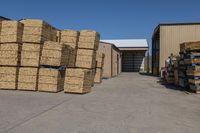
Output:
122,52,145,72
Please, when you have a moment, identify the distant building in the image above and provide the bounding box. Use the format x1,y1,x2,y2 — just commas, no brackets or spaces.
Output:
99,39,148,77
152,23,200,76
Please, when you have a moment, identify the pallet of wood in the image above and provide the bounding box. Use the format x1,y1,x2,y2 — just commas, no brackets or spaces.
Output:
61,30,79,67
180,41,200,93
0,67,18,90
20,19,57,43
38,68,65,92
18,67,38,91
0,43,21,66
78,30,99,50
40,41,70,67
0,20,23,43
94,52,105,83
180,41,200,52
20,43,41,67
75,49,96,69
64,68,93,94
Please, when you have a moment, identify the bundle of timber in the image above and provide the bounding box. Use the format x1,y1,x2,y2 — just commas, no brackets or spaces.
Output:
0,20,23,43
62,30,101,93
40,41,70,67
0,18,102,94
38,68,65,92
20,19,57,43
20,43,41,67
0,67,18,90
60,30,79,67
18,67,38,91
173,57,180,86
75,30,100,69
0,21,23,90
64,68,93,94
180,41,200,93
94,52,105,83
78,30,99,50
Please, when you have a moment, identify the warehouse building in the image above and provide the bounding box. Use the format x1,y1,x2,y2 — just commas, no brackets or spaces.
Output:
152,23,200,76
98,42,121,78
100,39,148,77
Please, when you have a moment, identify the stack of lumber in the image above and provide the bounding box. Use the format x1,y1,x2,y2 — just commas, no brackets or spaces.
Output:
0,18,102,94
20,19,57,43
181,41,200,93
64,30,100,94
40,41,70,67
173,57,180,86
178,47,189,88
0,20,23,90
60,30,79,67
18,67,38,91
38,68,65,92
39,41,70,92
64,69,93,94
94,52,105,83
17,19,58,91
0,67,18,90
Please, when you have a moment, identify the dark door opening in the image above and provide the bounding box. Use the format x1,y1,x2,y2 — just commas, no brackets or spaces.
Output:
122,52,145,72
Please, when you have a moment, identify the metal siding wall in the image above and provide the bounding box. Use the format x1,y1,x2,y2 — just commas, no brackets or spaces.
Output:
98,42,112,77
160,25,200,70
112,49,118,76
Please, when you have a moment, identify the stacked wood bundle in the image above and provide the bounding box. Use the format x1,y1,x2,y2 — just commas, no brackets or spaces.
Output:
39,41,70,92
64,30,100,94
20,43,41,67
94,52,105,83
20,19,57,43
18,67,38,91
64,69,93,94
0,67,18,90
0,20,23,43
38,68,65,92
60,30,79,67
0,18,102,94
173,57,180,86
40,41,70,67
181,41,200,93
178,45,189,88
0,20,23,90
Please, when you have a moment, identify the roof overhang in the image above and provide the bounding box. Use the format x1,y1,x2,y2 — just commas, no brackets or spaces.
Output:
101,39,148,48
119,47,148,51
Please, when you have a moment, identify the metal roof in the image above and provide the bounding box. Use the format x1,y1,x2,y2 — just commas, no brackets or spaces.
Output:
101,39,148,48
0,16,10,20
152,22,200,38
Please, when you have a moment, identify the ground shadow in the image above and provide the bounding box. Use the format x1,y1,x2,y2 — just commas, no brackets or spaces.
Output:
157,78,192,93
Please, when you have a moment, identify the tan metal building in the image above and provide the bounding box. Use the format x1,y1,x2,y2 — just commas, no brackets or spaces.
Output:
102,39,148,72
98,42,121,78
152,23,200,76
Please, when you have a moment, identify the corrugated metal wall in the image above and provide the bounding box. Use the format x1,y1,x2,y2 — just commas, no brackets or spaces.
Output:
159,25,200,70
98,42,112,78
112,49,119,76
98,42,121,78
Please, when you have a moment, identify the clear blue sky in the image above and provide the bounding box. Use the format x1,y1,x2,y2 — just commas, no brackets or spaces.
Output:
1,0,200,49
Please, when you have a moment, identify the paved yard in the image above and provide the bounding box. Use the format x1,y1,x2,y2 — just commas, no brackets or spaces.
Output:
0,73,200,133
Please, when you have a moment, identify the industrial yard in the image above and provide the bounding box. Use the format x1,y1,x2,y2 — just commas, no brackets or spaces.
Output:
0,73,200,133
1,0,200,132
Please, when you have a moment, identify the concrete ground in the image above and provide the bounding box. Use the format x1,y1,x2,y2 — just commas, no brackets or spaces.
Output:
0,73,200,133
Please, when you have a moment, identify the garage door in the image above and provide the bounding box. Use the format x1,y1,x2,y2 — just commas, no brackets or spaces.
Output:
122,52,145,72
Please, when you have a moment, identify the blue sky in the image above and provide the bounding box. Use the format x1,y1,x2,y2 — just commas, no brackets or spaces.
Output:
1,0,200,49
